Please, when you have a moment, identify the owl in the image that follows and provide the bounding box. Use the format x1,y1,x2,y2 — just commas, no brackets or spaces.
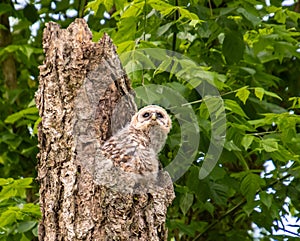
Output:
100,105,172,177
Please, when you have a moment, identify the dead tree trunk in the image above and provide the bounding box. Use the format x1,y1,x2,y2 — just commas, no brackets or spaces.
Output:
35,18,174,241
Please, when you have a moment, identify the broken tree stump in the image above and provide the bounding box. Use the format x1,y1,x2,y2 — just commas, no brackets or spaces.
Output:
35,18,174,241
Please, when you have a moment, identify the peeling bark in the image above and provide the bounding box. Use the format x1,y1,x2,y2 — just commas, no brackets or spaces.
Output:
36,18,174,241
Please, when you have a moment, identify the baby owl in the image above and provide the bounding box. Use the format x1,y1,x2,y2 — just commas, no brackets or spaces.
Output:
100,105,172,177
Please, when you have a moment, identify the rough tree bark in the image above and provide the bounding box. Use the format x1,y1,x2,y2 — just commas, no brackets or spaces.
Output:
35,18,174,241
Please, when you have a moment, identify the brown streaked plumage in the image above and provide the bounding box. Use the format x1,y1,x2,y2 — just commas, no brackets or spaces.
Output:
100,105,172,176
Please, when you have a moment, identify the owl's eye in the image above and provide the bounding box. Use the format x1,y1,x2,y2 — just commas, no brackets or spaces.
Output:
142,112,150,118
156,112,164,118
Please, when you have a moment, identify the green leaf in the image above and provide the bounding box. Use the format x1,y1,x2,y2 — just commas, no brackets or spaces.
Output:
0,23,8,30
240,67,256,75
179,8,200,22
213,0,223,7
243,200,258,216
254,87,264,101
0,209,18,227
157,22,173,36
203,95,225,119
180,192,194,215
241,173,264,202
21,146,38,157
289,97,300,108
231,171,248,180
260,191,272,209
86,0,113,12
262,138,279,152
224,140,242,151
13,178,33,188
274,8,286,24
186,166,210,202
209,182,229,206
263,90,282,101
169,220,207,237
0,133,22,150
0,3,12,15
270,147,298,163
154,58,173,75
124,60,143,77
0,178,14,186
286,10,300,23
241,135,254,150
21,203,41,217
20,233,31,241
0,178,33,201
235,87,250,104
20,46,34,60
0,185,17,201
202,202,215,216
249,98,286,114
222,30,245,64
5,107,38,124
17,221,37,233
33,117,41,135
199,102,210,120
121,0,144,18
86,0,99,12
32,224,39,236
236,7,261,27
115,17,137,44
149,0,176,17
117,40,136,53
225,99,248,118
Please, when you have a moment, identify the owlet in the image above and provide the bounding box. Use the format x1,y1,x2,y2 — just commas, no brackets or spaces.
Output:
100,105,172,177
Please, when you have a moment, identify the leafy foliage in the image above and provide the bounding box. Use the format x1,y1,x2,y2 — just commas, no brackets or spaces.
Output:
0,178,40,240
1,0,300,240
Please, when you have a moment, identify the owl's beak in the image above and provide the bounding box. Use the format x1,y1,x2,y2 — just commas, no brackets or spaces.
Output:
151,113,157,120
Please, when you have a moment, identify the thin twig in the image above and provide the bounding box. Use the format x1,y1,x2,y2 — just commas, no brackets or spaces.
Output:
276,227,300,237
208,0,213,17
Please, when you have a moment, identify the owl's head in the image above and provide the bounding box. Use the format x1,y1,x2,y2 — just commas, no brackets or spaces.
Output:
130,105,172,133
